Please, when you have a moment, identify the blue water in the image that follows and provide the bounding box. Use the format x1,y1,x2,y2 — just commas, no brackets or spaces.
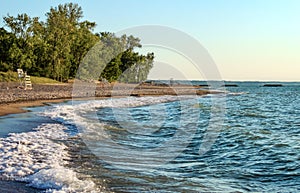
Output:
0,105,55,137
0,81,299,192
89,82,300,192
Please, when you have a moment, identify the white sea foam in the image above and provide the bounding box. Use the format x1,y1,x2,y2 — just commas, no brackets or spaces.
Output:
27,166,98,193
0,123,100,192
1,97,183,192
43,96,195,123
0,96,218,192
42,96,198,139
42,96,205,170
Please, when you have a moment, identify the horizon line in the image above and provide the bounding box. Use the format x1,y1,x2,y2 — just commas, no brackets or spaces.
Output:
146,79,300,82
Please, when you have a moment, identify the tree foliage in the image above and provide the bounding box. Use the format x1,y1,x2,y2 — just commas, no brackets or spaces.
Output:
0,3,154,82
0,27,17,71
99,33,154,83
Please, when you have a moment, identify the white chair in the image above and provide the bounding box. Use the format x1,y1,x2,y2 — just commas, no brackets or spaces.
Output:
17,69,32,90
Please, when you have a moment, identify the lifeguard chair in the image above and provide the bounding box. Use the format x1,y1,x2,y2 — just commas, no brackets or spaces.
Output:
17,69,32,90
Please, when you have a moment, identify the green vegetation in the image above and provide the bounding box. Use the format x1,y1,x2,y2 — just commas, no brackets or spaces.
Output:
0,3,154,83
29,76,61,84
0,71,60,83
0,71,18,82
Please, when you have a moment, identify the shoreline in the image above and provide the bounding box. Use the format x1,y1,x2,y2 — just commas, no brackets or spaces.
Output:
0,98,71,116
0,82,210,117
0,96,118,116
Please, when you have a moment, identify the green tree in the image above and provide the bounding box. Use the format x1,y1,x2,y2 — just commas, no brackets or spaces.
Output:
78,32,124,81
44,3,99,81
118,52,154,83
3,14,37,71
30,19,51,77
69,21,99,78
0,3,154,83
44,4,77,81
0,28,17,71
104,34,154,83
101,54,122,82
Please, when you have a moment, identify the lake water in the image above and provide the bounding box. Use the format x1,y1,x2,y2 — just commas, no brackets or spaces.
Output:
0,81,299,192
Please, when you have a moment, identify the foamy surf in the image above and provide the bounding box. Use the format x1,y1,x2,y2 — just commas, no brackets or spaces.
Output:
0,123,101,193
42,95,202,142
43,96,198,123
15,95,220,191
1,96,190,192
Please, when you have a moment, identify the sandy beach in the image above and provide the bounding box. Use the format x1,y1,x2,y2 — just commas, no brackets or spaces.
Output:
0,82,210,116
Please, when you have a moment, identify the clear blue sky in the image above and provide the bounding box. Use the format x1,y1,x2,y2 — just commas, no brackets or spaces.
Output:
1,0,300,81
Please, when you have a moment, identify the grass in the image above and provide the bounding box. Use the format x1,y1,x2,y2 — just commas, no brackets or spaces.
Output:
30,76,61,84
0,71,61,84
0,71,18,82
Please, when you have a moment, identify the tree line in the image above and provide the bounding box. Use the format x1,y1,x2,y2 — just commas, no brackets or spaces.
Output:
0,3,154,82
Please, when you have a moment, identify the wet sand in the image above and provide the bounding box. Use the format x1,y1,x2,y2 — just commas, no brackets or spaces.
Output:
0,99,68,116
